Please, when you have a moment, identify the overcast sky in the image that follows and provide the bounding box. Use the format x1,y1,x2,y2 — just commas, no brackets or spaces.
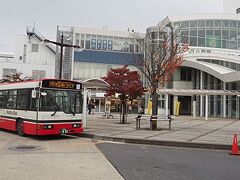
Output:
0,0,223,53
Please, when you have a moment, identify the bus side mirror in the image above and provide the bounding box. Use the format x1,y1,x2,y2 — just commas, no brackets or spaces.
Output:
32,90,36,98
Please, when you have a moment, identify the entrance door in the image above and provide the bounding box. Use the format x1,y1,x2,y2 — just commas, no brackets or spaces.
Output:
178,96,191,115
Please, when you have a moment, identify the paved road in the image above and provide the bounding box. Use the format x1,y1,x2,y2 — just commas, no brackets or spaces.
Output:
96,142,240,180
0,130,123,180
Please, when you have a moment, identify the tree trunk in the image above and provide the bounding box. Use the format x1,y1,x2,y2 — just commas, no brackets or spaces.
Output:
151,87,158,130
121,95,127,124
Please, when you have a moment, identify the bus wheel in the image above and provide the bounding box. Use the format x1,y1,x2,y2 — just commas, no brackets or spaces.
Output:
16,119,24,136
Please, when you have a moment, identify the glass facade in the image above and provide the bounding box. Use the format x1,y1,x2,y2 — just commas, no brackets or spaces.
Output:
174,19,240,50
74,33,140,53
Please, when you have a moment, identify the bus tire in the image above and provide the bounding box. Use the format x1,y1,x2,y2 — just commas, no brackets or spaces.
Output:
16,119,24,136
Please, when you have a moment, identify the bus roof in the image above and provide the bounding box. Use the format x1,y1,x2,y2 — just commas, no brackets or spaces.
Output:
0,78,82,90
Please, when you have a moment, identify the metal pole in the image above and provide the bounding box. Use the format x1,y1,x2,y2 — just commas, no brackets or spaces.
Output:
82,87,87,128
223,82,226,118
43,33,81,80
59,33,64,79
200,71,203,117
205,95,208,121
165,94,169,116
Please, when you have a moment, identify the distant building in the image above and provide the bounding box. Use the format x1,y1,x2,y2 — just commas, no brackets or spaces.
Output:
0,26,56,80
55,26,144,113
55,26,143,80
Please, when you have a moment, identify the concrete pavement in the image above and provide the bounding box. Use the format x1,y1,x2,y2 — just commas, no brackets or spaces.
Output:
0,130,123,180
82,113,240,150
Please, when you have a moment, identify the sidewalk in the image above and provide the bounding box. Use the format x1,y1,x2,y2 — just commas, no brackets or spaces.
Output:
80,113,240,150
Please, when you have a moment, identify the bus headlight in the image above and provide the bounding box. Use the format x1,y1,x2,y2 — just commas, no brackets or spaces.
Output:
72,124,81,128
43,125,54,129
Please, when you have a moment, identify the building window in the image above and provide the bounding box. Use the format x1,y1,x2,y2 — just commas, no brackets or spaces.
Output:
32,70,46,79
85,40,90,49
190,20,197,27
198,29,205,38
180,68,191,81
158,95,165,108
85,34,91,49
190,37,197,46
190,29,197,36
3,68,17,79
81,34,85,49
97,39,102,50
206,20,214,27
222,20,229,27
102,40,107,50
75,39,79,45
91,39,96,50
108,40,113,51
31,44,39,52
230,62,237,70
214,20,221,27
198,20,205,27
181,21,189,28
129,44,134,52
198,38,205,47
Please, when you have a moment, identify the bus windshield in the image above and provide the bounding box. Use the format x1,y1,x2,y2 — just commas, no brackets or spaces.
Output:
39,89,82,114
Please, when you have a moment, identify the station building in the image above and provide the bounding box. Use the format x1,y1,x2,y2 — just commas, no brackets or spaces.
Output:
148,14,240,119
54,13,240,119
3,12,240,119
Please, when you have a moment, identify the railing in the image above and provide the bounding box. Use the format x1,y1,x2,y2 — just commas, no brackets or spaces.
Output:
26,26,56,53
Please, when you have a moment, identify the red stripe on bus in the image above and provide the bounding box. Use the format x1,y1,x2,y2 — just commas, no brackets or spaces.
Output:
0,117,83,135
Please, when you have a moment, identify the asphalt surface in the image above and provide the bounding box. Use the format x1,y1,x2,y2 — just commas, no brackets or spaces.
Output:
96,142,240,180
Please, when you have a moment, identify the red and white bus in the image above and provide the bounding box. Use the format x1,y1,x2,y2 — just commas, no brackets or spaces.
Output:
0,78,83,136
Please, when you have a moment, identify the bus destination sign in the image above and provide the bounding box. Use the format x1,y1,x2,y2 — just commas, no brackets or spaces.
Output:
42,80,82,90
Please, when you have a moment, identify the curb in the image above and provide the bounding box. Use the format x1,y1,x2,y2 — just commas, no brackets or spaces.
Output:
79,133,232,150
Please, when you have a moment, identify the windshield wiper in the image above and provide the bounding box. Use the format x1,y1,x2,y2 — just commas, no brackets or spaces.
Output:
62,104,75,116
69,108,75,116
51,103,60,116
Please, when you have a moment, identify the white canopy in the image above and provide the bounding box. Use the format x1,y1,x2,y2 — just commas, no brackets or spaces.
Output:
157,88,240,96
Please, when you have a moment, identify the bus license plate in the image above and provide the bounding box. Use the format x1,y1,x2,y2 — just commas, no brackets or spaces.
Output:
60,129,68,134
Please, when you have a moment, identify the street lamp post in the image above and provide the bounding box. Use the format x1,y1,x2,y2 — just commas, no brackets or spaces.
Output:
43,33,81,79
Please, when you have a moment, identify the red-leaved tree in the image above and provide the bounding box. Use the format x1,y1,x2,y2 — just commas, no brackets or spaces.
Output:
103,65,144,124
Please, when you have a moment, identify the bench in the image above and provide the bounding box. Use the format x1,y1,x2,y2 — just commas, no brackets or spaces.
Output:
135,114,174,130
102,113,114,119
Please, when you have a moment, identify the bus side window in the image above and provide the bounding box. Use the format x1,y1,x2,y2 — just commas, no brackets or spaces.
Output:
7,90,17,109
0,91,3,108
0,91,8,108
16,89,29,110
30,98,37,110
30,90,37,111
0,91,6,108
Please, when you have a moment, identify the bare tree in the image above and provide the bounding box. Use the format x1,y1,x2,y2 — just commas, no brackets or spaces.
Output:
0,72,32,83
130,17,188,128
